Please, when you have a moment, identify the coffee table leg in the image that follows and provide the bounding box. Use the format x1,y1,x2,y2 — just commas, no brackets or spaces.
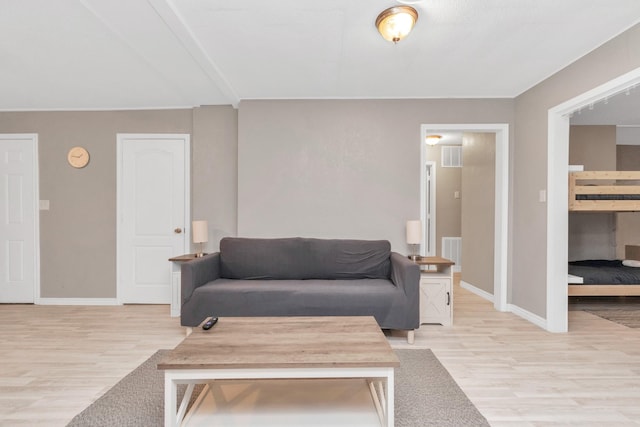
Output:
386,370,394,427
368,370,394,427
164,374,177,427
368,380,384,424
177,383,195,423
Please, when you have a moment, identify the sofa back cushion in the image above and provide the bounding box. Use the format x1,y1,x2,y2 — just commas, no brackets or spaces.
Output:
219,237,391,280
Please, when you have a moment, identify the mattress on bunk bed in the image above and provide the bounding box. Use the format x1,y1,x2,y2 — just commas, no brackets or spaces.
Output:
568,260,640,284
575,194,640,200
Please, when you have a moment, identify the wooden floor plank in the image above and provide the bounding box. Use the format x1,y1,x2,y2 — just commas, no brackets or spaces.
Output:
1,283,640,426
389,283,640,427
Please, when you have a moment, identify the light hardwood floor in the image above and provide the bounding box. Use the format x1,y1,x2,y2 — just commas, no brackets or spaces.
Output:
1,284,639,426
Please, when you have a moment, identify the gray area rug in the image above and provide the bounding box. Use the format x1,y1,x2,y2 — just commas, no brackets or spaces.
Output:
67,349,489,427
585,309,640,328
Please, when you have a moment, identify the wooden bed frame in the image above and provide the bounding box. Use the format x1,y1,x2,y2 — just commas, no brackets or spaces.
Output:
568,245,640,296
569,171,640,211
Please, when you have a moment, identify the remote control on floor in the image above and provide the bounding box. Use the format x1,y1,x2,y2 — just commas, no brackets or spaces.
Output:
202,317,218,330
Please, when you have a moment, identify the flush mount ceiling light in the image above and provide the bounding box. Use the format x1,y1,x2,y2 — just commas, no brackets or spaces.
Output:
375,6,418,43
425,135,442,145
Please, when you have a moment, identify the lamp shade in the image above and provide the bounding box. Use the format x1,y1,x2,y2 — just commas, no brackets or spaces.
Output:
406,220,422,245
192,220,208,244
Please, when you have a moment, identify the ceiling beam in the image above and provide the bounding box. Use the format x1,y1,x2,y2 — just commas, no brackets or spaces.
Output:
146,0,240,108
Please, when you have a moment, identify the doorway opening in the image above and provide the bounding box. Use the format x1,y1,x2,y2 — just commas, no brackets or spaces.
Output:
420,124,509,312
547,67,640,332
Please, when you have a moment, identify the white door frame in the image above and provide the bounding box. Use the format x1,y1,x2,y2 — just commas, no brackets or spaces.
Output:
420,124,509,312
547,67,640,332
116,133,191,304
421,161,436,256
0,133,40,303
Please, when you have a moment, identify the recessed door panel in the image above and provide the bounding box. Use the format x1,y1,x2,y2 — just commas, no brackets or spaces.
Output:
118,134,189,304
0,135,37,303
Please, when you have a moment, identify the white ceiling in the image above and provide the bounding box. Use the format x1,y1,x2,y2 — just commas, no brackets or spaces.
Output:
2,0,640,111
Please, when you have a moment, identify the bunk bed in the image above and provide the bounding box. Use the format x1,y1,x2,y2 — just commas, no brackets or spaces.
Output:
569,171,640,211
567,171,640,295
568,245,640,296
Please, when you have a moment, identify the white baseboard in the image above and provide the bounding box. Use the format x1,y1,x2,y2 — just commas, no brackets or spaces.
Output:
507,303,547,330
36,298,120,306
461,280,548,330
460,280,494,303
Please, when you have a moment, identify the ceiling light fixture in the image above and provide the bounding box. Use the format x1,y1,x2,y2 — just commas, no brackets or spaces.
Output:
375,6,418,43
425,135,442,146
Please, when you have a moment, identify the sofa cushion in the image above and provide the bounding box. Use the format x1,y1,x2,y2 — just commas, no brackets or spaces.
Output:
219,237,391,280
189,278,398,319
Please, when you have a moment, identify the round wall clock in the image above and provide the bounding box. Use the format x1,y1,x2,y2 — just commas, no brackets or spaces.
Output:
67,146,90,168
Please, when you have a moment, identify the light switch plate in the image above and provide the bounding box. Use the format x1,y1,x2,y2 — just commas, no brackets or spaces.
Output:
539,190,546,203
39,200,50,210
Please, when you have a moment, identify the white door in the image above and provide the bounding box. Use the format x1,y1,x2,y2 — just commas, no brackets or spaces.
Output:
0,134,39,303
117,134,190,304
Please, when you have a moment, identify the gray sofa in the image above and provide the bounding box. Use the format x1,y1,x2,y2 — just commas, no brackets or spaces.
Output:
180,237,420,339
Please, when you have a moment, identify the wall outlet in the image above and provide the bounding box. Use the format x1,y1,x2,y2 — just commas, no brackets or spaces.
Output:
454,191,460,199
39,200,50,210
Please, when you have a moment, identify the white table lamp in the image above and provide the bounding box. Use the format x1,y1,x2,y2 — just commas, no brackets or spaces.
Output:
406,220,422,261
192,220,208,258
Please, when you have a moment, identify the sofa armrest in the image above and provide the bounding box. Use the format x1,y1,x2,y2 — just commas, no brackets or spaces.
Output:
390,252,420,300
181,252,221,304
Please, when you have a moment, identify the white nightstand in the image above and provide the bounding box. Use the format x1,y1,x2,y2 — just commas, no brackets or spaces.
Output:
414,257,454,326
168,253,199,317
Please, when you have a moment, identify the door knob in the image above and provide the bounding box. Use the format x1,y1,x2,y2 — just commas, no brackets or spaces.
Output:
174,227,182,234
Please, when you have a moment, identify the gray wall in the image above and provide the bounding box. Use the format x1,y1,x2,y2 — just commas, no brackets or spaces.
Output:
192,106,238,253
237,99,514,253
513,22,640,317
461,133,495,293
0,108,237,298
567,130,640,261
568,125,616,261
4,21,640,321
569,125,616,170
616,144,640,258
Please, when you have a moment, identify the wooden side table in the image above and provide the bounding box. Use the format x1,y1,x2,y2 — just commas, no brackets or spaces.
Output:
413,256,455,272
168,254,199,317
413,257,454,326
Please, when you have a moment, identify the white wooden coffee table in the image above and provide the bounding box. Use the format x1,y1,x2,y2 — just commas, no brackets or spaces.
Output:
157,316,399,427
